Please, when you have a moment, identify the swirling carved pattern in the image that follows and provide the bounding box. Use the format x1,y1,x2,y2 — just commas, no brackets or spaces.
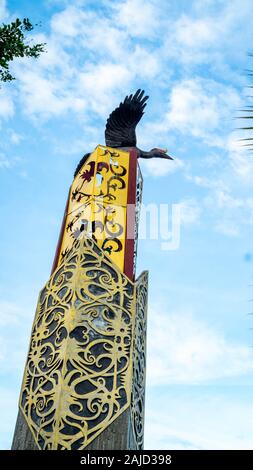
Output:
58,146,131,272
19,235,135,450
131,271,148,449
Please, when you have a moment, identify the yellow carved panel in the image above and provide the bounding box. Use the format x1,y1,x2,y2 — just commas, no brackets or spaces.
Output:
58,146,131,274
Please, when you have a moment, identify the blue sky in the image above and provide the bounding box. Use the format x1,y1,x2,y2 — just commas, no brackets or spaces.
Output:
1,0,253,450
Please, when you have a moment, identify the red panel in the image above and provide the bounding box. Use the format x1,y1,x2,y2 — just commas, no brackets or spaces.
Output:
124,149,137,281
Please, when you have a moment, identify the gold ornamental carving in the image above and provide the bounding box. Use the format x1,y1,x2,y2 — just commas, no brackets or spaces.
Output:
19,235,135,450
131,271,148,449
58,145,132,273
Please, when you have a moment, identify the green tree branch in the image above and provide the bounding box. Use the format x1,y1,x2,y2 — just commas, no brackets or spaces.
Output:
0,18,46,83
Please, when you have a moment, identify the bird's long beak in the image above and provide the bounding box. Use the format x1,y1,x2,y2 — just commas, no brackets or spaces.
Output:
158,148,174,160
164,154,174,160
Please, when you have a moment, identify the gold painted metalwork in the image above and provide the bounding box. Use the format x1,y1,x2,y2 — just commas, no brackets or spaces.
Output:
58,146,131,273
19,234,136,450
131,271,148,449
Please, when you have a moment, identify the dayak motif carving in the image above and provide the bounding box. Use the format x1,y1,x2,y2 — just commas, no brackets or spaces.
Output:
131,271,148,449
19,235,135,450
57,146,134,276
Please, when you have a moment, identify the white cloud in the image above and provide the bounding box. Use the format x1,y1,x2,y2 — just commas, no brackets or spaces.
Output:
0,301,27,326
147,310,253,386
215,220,240,237
0,90,14,119
165,0,253,68
164,78,241,141
201,184,253,237
167,80,216,136
0,300,32,377
231,152,253,183
0,152,26,171
79,63,132,117
0,337,5,363
51,6,129,61
9,131,23,145
173,14,218,50
214,188,243,210
16,69,86,119
0,0,249,133
227,134,253,185
114,0,160,38
145,391,253,449
185,127,253,236
33,33,73,76
178,198,201,225
0,153,11,168
84,23,128,61
6,0,165,123
188,174,222,189
142,157,183,177
0,0,8,21
0,387,20,449
50,6,87,37
127,45,161,79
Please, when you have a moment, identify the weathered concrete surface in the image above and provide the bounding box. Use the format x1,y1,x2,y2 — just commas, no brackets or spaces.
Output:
12,408,136,450
86,408,136,450
12,409,38,450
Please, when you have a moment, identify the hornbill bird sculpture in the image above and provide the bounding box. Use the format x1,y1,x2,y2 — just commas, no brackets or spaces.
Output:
74,89,173,177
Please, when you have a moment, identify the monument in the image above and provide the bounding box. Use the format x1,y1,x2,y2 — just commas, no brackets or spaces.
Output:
12,90,173,450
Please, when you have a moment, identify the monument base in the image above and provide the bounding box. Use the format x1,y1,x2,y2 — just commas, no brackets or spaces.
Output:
12,236,148,450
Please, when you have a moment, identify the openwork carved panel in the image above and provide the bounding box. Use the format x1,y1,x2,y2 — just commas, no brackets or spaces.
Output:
19,235,135,450
131,271,148,449
58,146,132,274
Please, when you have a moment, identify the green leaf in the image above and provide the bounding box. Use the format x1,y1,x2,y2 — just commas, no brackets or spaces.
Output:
0,17,46,83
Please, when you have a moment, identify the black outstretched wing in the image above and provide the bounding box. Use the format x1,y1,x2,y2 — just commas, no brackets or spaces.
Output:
105,89,149,148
